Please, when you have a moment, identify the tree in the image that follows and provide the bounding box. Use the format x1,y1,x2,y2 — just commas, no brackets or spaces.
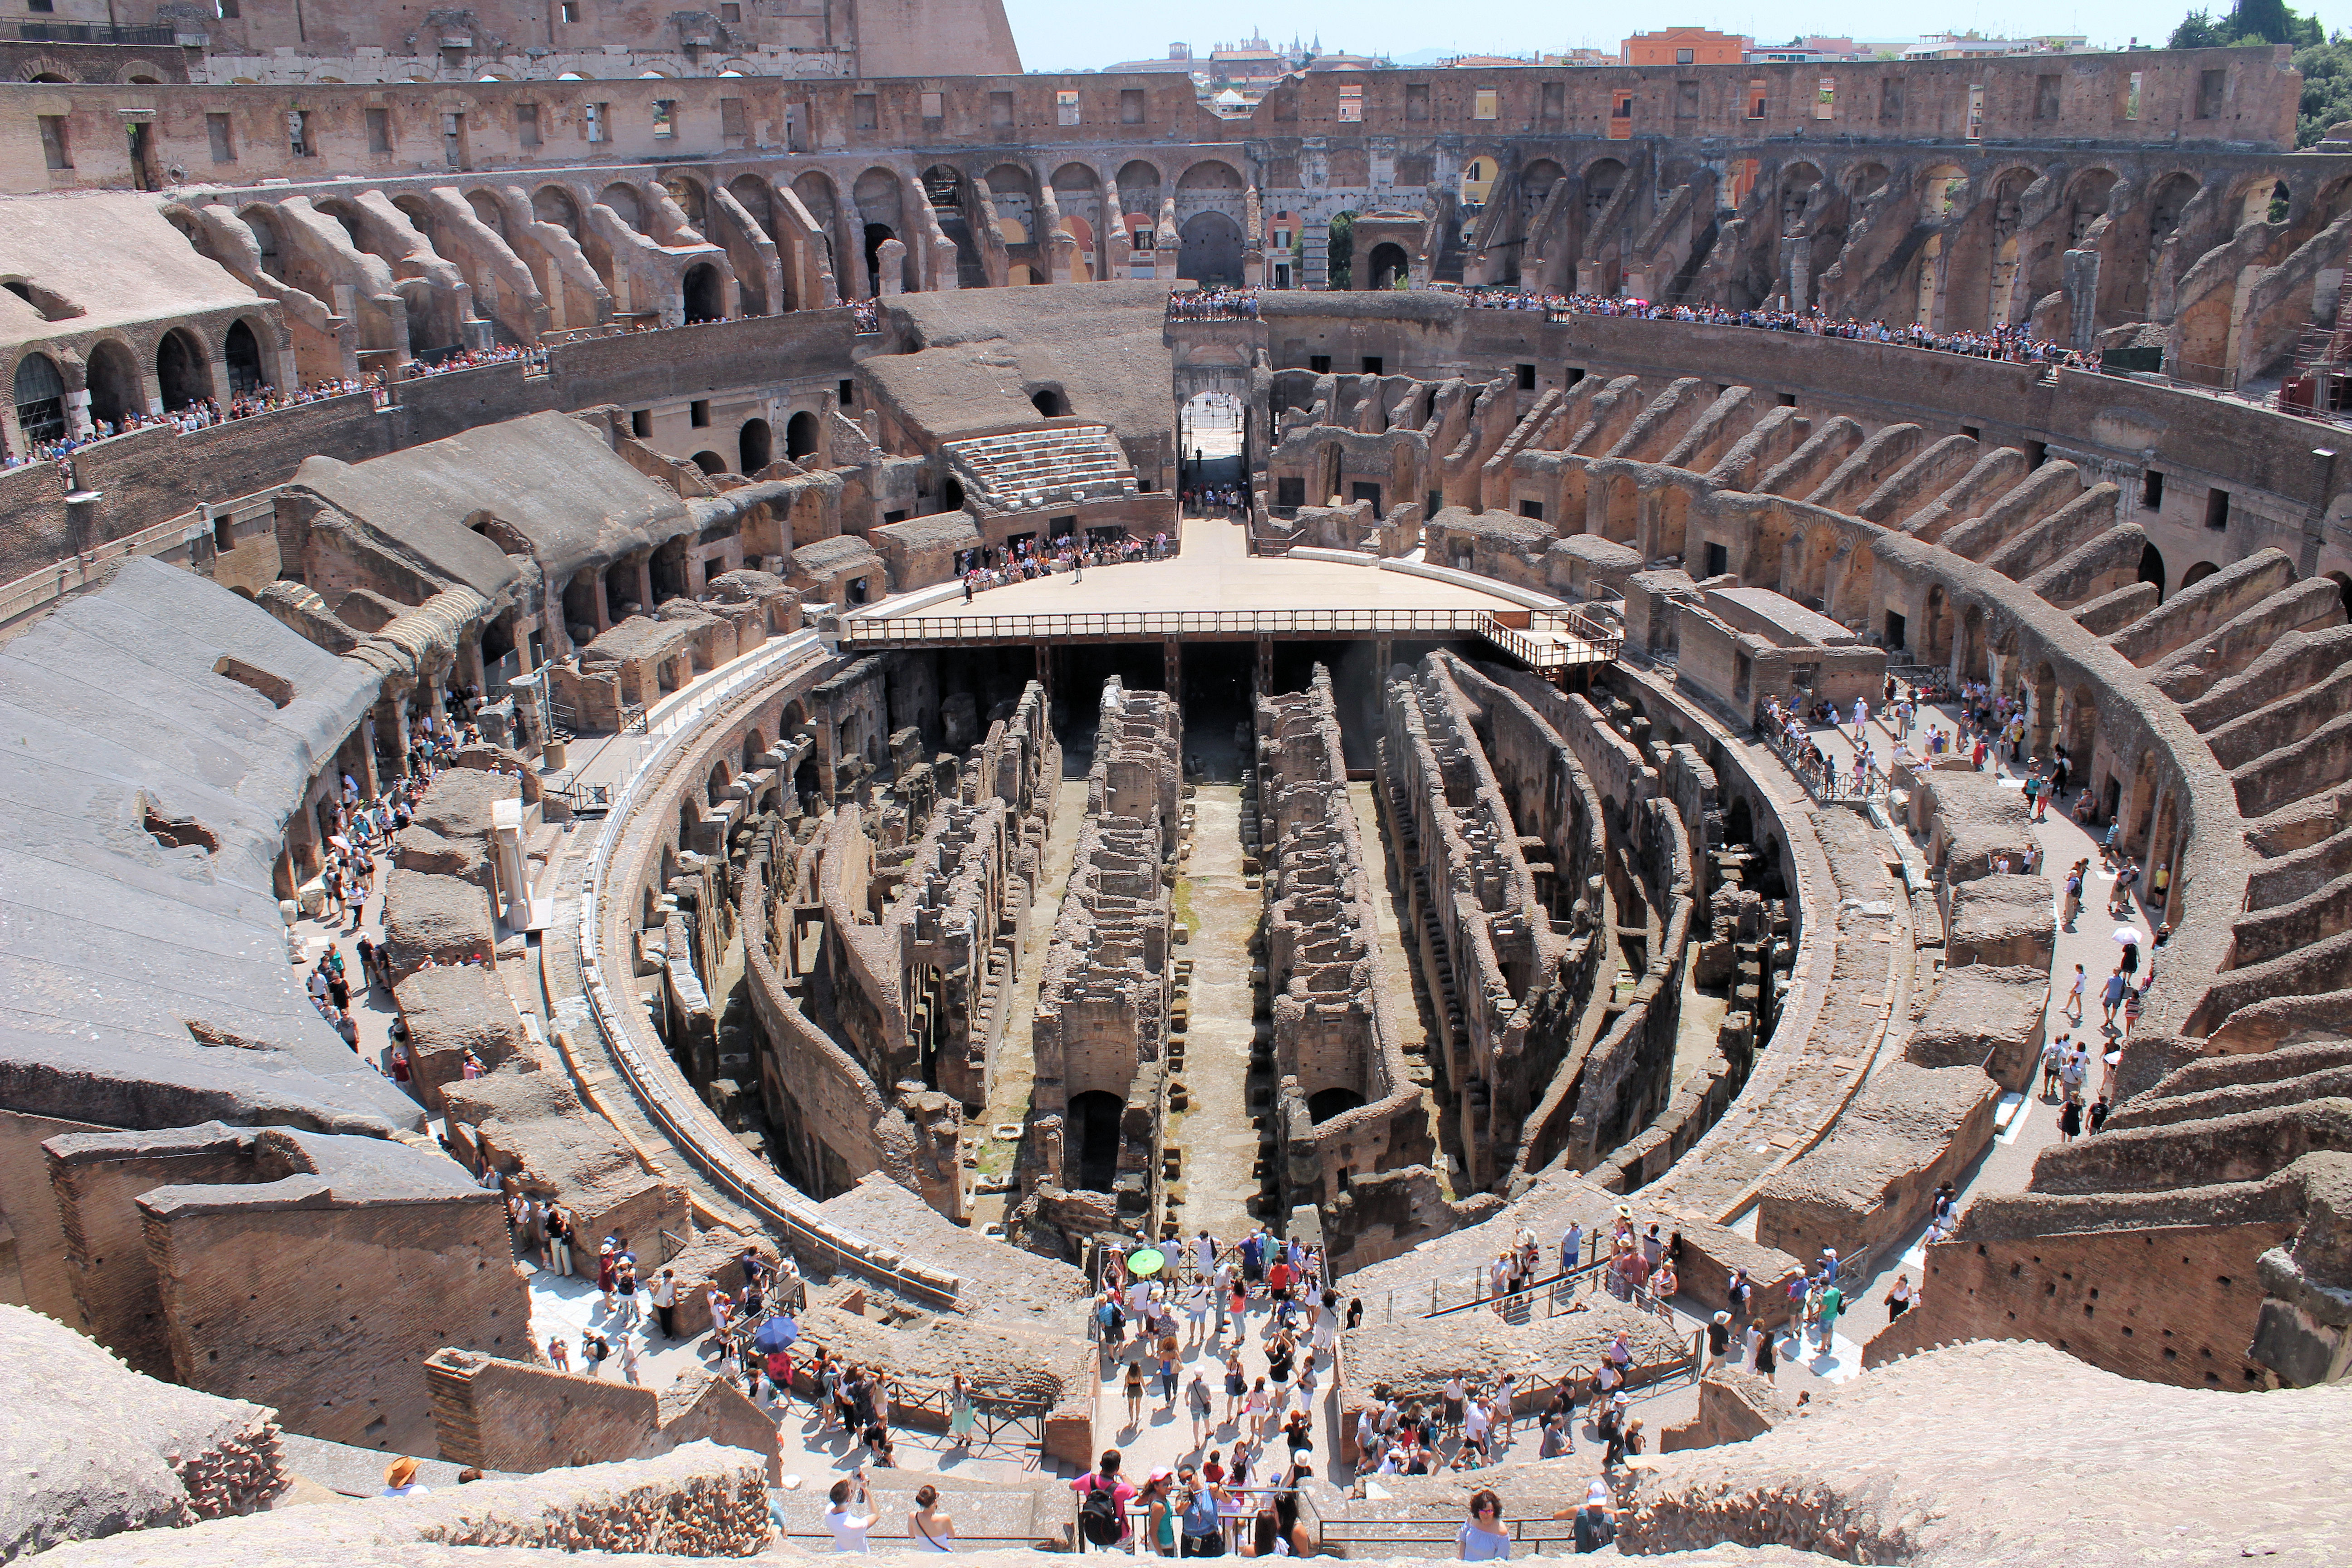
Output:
2298,34,2352,147
1325,211,1355,289
2169,9,2229,47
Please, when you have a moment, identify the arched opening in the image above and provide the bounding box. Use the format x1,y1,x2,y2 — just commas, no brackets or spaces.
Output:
678,798,698,850
1458,156,1498,208
599,182,646,232
785,410,819,460
706,760,732,808
1725,794,1755,851
1365,241,1410,290
2031,662,2059,756
681,263,723,323
11,352,66,445
1601,475,1638,544
743,730,768,772
1030,387,1068,417
862,223,896,294
1307,1087,1366,1124
2330,571,2352,623
2137,541,2166,603
1068,1089,1124,1192
533,185,583,238
2181,560,2221,591
1176,211,1243,284
691,450,726,475
223,318,268,397
156,328,212,411
739,417,771,475
942,475,965,510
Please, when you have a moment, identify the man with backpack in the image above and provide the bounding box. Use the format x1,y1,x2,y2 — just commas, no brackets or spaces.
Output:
1072,1449,1135,1553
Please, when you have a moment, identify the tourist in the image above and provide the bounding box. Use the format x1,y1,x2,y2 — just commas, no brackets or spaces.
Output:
649,1267,678,1338
1073,1449,1136,1553
381,1455,431,1498
1568,1483,1616,1554
2102,967,2128,1028
909,1483,956,1552
597,1241,618,1308
1222,1351,1247,1423
826,1470,877,1553
2089,1097,2111,1134
1140,1469,1180,1557
2109,858,2141,917
1159,1333,1181,1406
1177,1463,1223,1558
1560,1219,1582,1274
547,1333,569,1372
1726,1266,1752,1325
1814,1277,1843,1349
618,1330,642,1386
1186,1370,1214,1446
1885,1272,1914,1323
1603,1414,1644,1470
2058,1095,2083,1144
1124,1355,1147,1426
613,1255,641,1329
1457,1488,1510,1560
581,1330,610,1377
1707,1310,1733,1368
2064,964,2086,1025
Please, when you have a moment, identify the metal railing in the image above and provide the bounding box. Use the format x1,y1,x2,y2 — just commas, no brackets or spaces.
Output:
1758,722,1889,805
839,605,1619,669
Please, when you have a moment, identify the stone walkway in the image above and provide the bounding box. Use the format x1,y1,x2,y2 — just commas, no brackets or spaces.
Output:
1787,696,2155,1322
1171,781,1264,1245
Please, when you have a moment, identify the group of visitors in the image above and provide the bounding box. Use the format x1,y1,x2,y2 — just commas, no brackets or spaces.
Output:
395,342,542,382
1183,486,1250,518
1168,287,1261,321
2,373,381,470
849,298,883,333
958,531,1173,599
1452,288,2093,369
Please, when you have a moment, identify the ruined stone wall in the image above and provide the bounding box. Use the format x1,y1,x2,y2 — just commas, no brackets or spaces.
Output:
1254,665,1431,1233
138,1161,533,1452
1031,677,1177,1227
423,1348,782,1483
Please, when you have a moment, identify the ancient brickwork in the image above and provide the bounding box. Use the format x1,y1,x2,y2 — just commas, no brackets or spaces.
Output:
424,1348,782,1483
1031,677,1179,1229
1254,665,1431,1240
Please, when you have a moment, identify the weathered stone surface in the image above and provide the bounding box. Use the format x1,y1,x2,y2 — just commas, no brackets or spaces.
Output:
1620,1339,2352,1565
1943,873,2055,970
380,869,499,982
0,1304,286,1560
1906,962,2048,1090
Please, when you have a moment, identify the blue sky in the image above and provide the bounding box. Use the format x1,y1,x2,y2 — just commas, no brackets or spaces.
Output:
1003,1,2223,72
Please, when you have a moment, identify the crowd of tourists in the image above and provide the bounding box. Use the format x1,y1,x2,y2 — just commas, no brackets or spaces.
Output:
1183,485,1250,518
394,342,542,381
1,373,383,470
1168,287,1261,321
849,297,883,333
1455,288,2093,369
958,530,1175,599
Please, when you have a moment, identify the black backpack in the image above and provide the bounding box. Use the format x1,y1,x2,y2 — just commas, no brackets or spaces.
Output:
1078,1477,1123,1546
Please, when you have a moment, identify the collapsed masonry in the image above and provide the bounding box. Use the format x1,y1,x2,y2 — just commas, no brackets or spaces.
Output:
1254,665,1434,1264
1019,677,1181,1252
740,678,1056,1219
1380,652,1696,1196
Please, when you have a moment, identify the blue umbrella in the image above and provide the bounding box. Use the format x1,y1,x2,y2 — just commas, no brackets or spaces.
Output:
752,1314,799,1352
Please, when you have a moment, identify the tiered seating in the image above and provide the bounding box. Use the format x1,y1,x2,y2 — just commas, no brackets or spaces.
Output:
943,423,1137,509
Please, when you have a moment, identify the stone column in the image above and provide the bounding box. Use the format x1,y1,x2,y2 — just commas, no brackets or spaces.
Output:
2063,248,2100,354
633,551,654,616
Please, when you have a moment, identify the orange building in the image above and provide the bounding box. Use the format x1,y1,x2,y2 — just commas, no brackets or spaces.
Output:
1620,27,1747,66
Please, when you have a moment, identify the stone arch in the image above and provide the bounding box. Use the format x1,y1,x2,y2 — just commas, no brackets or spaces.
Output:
1177,211,1243,284
739,417,771,475
691,450,726,475
2146,172,2201,251
728,174,775,237
1654,485,1691,561
2065,682,2097,786
1581,156,1627,219
1920,164,1969,220
115,60,167,84
1600,474,1638,544
1844,161,1891,200
599,181,647,232
19,61,73,83
464,187,510,238
2138,540,2166,602
681,262,724,322
533,184,584,238
2181,560,2221,590
706,758,734,808
223,315,272,396
85,336,143,426
852,167,910,293
791,171,841,232
10,349,67,444
2329,571,2352,622
156,327,212,411
1960,603,1987,682
661,171,709,227
2064,167,2120,243
1364,240,1410,290
785,409,820,460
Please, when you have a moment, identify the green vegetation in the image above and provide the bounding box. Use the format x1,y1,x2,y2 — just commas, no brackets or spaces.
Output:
2168,2,2352,147
1326,210,1355,289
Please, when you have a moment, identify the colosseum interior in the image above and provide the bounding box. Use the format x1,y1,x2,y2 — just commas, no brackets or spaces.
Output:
3,13,2351,1566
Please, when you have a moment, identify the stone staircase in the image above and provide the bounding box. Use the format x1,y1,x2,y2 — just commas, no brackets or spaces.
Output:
943,424,1137,510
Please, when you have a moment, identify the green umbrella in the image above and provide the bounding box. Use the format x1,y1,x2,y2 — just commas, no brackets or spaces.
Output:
1126,1247,1166,1278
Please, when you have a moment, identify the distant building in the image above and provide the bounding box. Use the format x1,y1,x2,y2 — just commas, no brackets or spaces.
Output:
1102,43,1203,75
1621,27,1747,67
1747,36,1863,64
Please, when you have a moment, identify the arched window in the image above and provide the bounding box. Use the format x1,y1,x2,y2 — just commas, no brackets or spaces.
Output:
156,328,212,411
11,352,67,444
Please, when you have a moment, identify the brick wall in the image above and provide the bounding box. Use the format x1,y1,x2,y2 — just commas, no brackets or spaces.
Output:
1877,1221,2293,1390
141,1186,532,1451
